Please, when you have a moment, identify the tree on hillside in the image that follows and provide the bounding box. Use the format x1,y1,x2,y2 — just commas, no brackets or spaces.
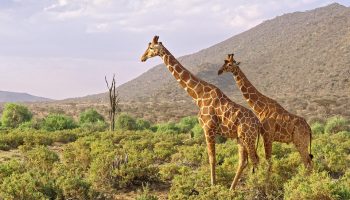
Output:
1,103,32,128
105,74,120,131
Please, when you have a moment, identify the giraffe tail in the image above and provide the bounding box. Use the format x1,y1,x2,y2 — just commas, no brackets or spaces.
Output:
309,126,313,160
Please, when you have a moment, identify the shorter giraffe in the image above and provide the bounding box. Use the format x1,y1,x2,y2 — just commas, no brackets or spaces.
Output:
218,54,313,172
141,36,261,190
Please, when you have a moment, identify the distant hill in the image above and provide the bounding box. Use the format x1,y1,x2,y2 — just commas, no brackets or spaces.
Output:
46,3,350,122
0,91,52,103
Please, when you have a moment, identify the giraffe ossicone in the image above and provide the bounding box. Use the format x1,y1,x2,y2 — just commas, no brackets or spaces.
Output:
141,36,263,190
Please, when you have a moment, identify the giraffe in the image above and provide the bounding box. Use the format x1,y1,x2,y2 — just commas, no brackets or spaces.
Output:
217,54,313,172
141,36,261,190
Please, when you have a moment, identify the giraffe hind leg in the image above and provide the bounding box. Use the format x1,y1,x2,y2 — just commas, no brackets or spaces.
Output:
230,143,248,190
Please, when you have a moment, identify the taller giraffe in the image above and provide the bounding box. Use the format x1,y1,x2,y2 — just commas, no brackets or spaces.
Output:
141,36,261,190
218,54,313,171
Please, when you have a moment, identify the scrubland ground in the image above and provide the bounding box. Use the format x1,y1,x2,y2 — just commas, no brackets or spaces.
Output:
0,114,349,200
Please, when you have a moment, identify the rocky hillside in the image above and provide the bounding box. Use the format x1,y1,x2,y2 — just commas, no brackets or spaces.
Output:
53,3,350,122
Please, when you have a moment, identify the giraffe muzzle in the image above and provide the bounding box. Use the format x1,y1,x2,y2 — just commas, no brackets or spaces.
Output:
141,56,148,62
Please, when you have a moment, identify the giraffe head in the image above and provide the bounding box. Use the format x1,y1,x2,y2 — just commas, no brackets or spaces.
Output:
140,35,164,62
217,54,241,75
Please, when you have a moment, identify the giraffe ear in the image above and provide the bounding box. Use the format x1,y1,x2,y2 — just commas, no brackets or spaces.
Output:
153,35,159,44
224,60,229,64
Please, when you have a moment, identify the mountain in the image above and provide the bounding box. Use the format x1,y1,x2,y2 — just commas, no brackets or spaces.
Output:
0,91,52,103
62,3,350,122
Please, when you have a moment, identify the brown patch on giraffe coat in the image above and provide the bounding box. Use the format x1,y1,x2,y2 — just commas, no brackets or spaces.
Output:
174,65,182,74
180,71,190,82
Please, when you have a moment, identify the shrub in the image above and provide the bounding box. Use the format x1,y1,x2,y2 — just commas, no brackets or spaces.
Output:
136,184,158,200
0,133,25,150
159,163,182,182
1,103,32,128
17,119,42,130
136,118,151,130
313,131,350,175
311,121,325,134
0,172,47,200
191,123,204,138
284,168,339,200
61,140,91,173
171,144,206,168
79,109,104,124
0,159,25,181
177,116,198,133
153,141,177,162
56,175,91,200
24,146,59,172
115,113,137,130
324,116,349,134
42,114,77,131
156,122,180,134
80,121,108,132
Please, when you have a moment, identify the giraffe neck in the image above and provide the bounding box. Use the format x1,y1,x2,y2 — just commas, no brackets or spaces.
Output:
232,67,266,115
159,47,206,101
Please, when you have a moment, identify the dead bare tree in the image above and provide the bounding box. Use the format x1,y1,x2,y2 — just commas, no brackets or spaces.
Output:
105,74,120,131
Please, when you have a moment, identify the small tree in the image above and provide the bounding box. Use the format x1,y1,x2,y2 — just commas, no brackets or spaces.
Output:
1,103,32,128
115,113,137,130
79,109,104,124
105,75,120,131
136,119,151,130
42,114,77,131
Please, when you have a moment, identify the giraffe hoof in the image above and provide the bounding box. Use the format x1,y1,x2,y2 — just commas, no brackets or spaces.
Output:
189,189,199,196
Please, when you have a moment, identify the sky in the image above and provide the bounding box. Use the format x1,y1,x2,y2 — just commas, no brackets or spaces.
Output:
0,0,349,100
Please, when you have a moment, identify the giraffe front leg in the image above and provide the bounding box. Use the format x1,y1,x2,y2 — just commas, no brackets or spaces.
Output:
230,143,247,190
204,132,216,186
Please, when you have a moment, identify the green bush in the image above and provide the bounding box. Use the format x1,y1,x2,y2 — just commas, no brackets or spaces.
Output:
56,174,91,200
311,121,325,134
115,113,137,130
324,116,349,134
80,121,108,132
171,144,206,168
136,118,151,130
88,149,116,195
1,103,32,128
177,116,198,133
156,122,180,134
24,146,59,172
0,172,47,200
136,184,158,200
191,123,204,138
284,168,339,200
42,114,77,131
0,133,25,150
0,159,25,181
313,131,350,175
17,119,42,130
79,109,104,124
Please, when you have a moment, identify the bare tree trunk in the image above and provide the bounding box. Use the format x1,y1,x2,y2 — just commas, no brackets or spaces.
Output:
105,74,120,131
